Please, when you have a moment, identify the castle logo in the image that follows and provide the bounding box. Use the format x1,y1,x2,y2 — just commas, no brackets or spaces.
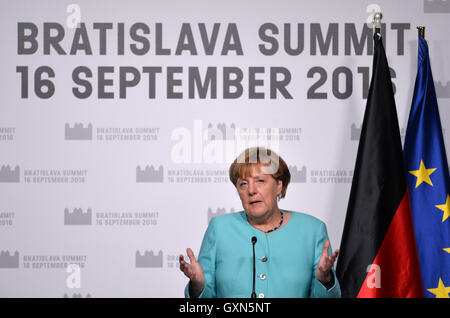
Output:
207,207,236,223
207,122,236,140
64,208,92,225
63,293,92,298
435,81,450,98
0,165,20,183
136,165,164,183
0,250,19,268
351,123,362,141
135,250,163,268
65,123,93,140
424,0,450,13
351,124,407,141
289,165,307,183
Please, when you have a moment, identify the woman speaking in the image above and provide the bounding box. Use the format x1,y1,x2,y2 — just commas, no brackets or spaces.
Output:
179,147,341,298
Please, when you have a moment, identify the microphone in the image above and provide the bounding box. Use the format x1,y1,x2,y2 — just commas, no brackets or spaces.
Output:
251,236,257,298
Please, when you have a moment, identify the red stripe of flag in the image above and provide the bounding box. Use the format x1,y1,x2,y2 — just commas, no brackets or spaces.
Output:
358,191,422,297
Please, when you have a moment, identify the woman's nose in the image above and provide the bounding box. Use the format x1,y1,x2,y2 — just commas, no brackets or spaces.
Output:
247,181,257,195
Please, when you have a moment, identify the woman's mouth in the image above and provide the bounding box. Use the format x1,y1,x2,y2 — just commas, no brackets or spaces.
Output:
249,200,262,205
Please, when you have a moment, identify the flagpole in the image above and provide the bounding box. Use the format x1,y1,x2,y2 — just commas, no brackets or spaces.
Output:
372,12,382,35
417,26,425,38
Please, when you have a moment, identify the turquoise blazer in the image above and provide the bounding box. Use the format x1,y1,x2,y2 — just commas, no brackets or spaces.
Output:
185,210,341,298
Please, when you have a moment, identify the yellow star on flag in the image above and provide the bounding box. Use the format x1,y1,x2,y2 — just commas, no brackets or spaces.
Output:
444,248,450,254
427,278,450,298
408,160,436,188
435,194,450,223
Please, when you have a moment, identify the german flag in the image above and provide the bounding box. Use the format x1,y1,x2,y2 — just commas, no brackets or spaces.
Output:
336,34,423,298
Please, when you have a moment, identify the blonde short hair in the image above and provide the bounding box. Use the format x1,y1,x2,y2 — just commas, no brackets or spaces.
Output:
229,147,291,198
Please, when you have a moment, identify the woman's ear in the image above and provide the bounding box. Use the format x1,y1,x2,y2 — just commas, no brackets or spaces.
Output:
277,179,283,196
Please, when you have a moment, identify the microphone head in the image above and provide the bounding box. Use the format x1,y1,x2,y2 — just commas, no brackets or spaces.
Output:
251,236,257,244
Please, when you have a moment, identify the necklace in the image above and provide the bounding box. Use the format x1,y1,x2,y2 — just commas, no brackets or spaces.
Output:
263,210,284,234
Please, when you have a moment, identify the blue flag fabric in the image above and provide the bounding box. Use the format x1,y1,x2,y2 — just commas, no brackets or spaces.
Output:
404,36,450,298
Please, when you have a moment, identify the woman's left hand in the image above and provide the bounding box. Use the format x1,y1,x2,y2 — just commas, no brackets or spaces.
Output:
316,240,339,285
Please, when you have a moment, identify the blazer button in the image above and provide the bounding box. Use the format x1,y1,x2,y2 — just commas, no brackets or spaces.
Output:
261,256,268,262
259,273,266,280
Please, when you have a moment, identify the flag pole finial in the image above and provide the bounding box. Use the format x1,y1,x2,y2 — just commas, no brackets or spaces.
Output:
417,26,425,39
372,12,383,34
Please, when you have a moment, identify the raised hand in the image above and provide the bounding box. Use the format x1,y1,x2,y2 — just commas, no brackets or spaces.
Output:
179,248,205,297
315,240,339,284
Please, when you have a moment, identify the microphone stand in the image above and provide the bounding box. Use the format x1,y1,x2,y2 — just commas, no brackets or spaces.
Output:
251,236,257,298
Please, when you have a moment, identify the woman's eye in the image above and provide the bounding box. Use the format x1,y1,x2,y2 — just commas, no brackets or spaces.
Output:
257,179,265,183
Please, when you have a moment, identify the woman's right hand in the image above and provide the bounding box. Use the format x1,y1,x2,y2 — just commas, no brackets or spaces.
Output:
179,248,205,297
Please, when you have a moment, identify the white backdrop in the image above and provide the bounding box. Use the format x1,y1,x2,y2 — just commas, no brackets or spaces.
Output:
0,0,449,297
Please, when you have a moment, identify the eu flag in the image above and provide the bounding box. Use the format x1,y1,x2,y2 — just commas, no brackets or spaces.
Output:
404,35,450,298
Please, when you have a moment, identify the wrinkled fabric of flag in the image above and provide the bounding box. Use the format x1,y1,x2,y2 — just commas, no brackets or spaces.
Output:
404,36,450,298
